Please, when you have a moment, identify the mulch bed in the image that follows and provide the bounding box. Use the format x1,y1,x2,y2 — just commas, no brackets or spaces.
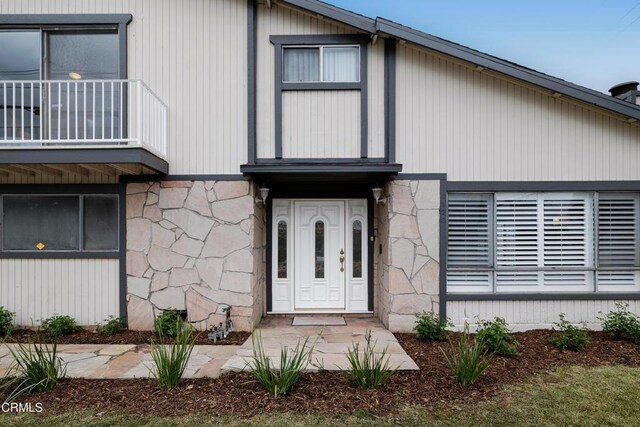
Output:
7,329,251,346
7,330,640,418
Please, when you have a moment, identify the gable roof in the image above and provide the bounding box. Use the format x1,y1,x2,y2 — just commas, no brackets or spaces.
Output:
280,0,640,123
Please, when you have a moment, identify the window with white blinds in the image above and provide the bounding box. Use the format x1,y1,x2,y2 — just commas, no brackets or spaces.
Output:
447,191,640,294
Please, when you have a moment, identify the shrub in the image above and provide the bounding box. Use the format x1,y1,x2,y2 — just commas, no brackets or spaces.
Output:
599,302,640,342
149,319,195,388
0,306,15,338
97,316,126,337
441,322,491,386
476,317,520,357
346,329,398,388
154,309,182,337
414,311,451,342
40,314,80,338
246,330,312,397
1,341,66,403
550,313,589,352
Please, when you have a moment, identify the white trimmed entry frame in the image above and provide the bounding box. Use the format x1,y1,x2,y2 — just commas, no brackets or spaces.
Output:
270,199,370,313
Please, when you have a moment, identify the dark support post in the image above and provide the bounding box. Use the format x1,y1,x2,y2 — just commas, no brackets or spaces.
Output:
247,0,257,163
384,38,396,163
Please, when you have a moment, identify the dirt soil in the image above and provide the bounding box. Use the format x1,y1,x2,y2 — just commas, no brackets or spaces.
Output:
7,330,640,418
7,329,251,346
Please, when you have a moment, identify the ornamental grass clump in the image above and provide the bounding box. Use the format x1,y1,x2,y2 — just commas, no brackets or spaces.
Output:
149,320,195,388
247,330,312,397
441,322,491,387
476,317,520,357
40,314,80,338
1,340,67,403
0,306,15,338
599,302,640,343
414,311,452,342
346,329,398,388
550,313,590,352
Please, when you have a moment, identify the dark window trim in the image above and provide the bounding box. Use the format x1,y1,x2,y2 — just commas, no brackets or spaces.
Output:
270,34,369,160
0,184,119,258
445,183,640,302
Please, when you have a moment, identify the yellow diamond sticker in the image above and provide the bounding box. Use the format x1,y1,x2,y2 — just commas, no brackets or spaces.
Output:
36,242,45,250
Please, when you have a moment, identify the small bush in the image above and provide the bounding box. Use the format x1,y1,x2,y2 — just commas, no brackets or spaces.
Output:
0,306,15,337
441,322,491,386
550,313,590,352
599,302,640,343
97,316,126,337
414,311,451,342
149,319,195,388
154,309,182,337
247,330,312,397
1,341,66,403
476,317,520,357
40,314,80,338
346,329,398,388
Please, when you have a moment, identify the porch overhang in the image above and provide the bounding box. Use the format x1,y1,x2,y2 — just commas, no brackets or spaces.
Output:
240,161,402,187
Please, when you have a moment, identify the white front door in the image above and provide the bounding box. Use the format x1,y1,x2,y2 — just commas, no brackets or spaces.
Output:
271,199,369,312
294,201,345,309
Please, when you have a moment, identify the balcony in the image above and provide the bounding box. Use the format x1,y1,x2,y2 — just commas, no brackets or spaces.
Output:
0,79,168,179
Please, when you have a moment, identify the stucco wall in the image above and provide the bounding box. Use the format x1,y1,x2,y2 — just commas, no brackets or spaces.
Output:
125,180,265,331
377,179,441,332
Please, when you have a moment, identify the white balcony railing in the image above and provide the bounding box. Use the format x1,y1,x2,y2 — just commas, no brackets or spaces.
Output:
0,80,167,159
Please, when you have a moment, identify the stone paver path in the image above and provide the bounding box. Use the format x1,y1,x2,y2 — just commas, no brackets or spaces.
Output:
221,316,419,372
0,343,239,379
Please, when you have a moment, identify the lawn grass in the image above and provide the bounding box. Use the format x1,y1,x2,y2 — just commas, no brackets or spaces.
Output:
4,365,639,427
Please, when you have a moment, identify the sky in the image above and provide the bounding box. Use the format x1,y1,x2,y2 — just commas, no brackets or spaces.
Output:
329,0,640,94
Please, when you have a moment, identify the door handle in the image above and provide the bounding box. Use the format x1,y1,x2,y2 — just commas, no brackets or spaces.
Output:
339,249,345,272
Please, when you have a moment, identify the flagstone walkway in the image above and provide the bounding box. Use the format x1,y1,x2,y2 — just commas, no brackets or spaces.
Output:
221,316,419,372
0,317,418,379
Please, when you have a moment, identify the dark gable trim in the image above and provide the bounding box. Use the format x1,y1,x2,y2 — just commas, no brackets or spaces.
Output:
0,14,132,25
280,0,376,33
247,0,257,164
448,181,640,192
269,34,370,160
384,38,397,163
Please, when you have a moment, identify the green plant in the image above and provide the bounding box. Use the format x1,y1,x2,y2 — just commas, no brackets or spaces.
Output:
346,329,398,388
0,306,15,337
414,311,451,342
476,317,520,357
550,313,590,352
1,341,67,403
154,309,182,338
441,322,491,386
599,302,640,342
97,316,126,337
149,319,195,388
40,314,80,338
246,331,313,397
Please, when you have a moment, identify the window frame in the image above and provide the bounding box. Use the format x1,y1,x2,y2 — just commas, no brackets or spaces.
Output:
282,44,361,84
0,185,120,258
446,190,640,296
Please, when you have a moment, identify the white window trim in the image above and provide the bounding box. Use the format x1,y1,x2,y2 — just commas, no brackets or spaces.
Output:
281,45,361,84
447,191,640,295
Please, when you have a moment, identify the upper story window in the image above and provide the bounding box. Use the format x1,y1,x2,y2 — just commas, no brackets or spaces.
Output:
283,46,360,83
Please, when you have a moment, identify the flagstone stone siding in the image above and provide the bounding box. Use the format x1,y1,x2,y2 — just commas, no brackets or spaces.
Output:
126,180,266,331
376,179,441,332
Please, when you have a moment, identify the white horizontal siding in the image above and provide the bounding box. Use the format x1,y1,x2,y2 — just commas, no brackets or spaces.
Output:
447,299,640,331
256,3,384,160
0,258,119,326
282,90,360,158
396,44,640,180
0,0,247,175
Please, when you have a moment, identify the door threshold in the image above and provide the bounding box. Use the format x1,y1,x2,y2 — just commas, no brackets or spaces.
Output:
267,311,374,316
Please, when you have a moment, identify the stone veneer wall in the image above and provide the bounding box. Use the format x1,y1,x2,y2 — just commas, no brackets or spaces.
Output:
126,180,265,331
376,179,441,332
